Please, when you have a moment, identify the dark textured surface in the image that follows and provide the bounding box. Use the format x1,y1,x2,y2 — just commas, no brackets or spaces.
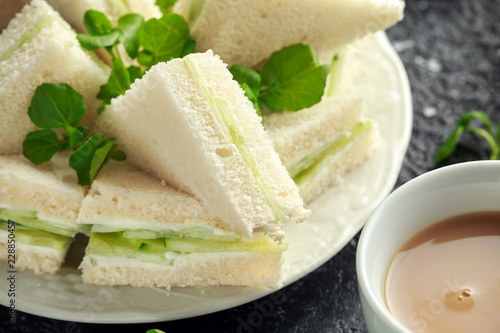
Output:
2,1,500,332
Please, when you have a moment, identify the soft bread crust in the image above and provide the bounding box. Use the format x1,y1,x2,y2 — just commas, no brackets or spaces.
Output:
0,155,85,226
78,161,235,233
174,0,405,67
301,122,380,203
80,252,283,289
0,0,110,155
99,51,309,237
0,230,68,274
263,96,365,168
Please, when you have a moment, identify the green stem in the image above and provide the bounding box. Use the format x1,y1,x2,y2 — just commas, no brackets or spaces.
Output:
466,127,499,160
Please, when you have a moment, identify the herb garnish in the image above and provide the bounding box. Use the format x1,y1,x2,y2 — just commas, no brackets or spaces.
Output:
434,110,500,162
22,83,126,186
77,9,194,113
229,44,330,113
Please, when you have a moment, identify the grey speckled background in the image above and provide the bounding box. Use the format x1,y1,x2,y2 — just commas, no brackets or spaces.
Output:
1,0,499,332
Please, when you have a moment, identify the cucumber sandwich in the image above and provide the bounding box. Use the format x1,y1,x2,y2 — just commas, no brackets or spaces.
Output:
264,96,379,203
173,0,405,68
78,161,287,288
0,155,88,275
98,50,310,239
0,0,110,155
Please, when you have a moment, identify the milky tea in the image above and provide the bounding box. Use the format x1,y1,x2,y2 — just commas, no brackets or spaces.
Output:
384,211,500,333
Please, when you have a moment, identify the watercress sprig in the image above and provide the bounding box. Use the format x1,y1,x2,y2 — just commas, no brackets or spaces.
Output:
22,83,126,186
434,110,500,162
77,9,194,113
229,44,330,113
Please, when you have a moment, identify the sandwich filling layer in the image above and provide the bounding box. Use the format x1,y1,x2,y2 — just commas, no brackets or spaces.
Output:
182,55,286,221
86,227,288,266
0,208,90,238
291,120,374,193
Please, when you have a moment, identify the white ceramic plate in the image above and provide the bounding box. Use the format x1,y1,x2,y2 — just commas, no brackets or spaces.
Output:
0,32,412,323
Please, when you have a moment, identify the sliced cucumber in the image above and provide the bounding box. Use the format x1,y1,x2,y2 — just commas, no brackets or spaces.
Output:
293,120,373,193
87,233,173,266
0,222,72,251
122,226,240,242
0,209,90,237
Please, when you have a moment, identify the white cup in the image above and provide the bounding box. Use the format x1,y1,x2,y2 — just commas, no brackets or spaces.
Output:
356,160,500,333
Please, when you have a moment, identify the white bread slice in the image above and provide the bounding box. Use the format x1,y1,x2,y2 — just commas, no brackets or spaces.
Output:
80,252,282,289
0,235,68,275
98,50,310,238
0,154,86,227
263,96,379,203
0,0,110,155
78,161,236,234
173,0,405,67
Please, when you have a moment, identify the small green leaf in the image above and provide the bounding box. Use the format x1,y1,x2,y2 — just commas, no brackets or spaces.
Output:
117,14,144,59
110,148,127,161
127,65,145,83
66,126,86,150
97,58,132,105
77,31,120,51
28,83,86,129
229,65,261,97
180,35,196,57
434,126,465,162
259,44,329,112
77,126,90,138
83,10,113,35
156,0,178,13
69,134,116,186
22,129,67,165
229,64,262,113
137,13,191,69
146,330,166,333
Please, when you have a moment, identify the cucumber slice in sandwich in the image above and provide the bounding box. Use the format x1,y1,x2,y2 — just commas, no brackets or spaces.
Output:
78,161,289,288
0,0,110,156
263,96,379,203
98,50,310,239
0,154,87,275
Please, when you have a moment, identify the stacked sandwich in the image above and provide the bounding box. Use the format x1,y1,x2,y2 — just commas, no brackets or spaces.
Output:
0,0,404,289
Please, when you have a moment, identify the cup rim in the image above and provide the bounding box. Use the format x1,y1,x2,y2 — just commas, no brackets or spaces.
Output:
356,160,500,332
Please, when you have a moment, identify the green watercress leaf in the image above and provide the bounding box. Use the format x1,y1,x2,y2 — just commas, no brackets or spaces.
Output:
117,14,144,59
156,0,178,13
97,58,132,114
229,64,262,113
69,134,117,186
180,35,196,57
137,13,191,69
77,31,120,51
127,65,145,83
83,10,113,35
259,44,329,112
28,83,86,129
109,147,127,161
66,126,87,150
22,129,67,165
